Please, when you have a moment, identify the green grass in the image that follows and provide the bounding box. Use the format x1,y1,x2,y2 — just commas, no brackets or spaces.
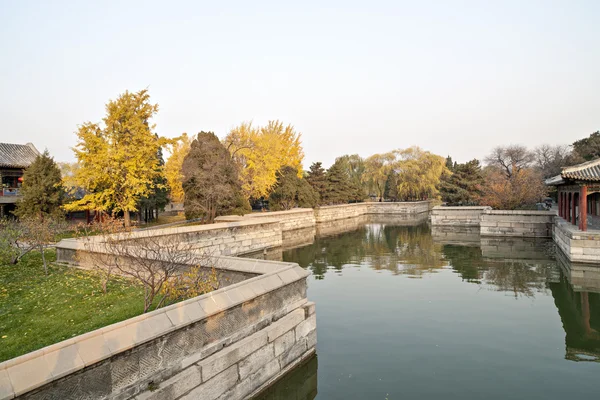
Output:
0,250,148,362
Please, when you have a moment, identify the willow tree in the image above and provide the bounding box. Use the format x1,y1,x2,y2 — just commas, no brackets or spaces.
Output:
224,121,304,201
66,89,169,227
394,147,447,201
165,133,191,203
363,152,395,201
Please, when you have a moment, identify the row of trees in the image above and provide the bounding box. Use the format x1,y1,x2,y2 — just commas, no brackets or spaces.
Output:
8,89,600,226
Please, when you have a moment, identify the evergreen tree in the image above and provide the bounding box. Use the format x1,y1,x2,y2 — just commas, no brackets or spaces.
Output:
573,131,600,161
323,160,353,205
15,150,64,218
383,171,399,201
306,162,328,204
439,159,485,205
445,156,454,171
182,132,250,222
268,166,319,210
138,145,170,222
335,154,367,202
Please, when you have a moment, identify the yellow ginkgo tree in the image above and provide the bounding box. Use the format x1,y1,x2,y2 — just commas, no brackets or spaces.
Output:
224,120,304,200
65,89,171,227
165,133,191,204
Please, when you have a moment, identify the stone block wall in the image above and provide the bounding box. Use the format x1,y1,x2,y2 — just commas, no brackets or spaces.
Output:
480,210,555,238
1,256,316,400
430,206,491,226
553,218,600,264
365,201,432,215
313,203,368,223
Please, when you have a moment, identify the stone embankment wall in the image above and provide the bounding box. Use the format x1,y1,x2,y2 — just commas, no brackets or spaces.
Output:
431,206,555,238
480,210,555,238
1,256,316,400
430,206,491,226
553,218,600,264
313,201,432,224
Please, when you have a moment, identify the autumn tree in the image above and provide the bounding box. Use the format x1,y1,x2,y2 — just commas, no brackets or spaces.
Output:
364,152,395,201
480,167,546,210
182,132,249,222
224,121,304,201
573,131,600,161
15,150,64,219
67,89,169,227
485,145,534,179
268,166,319,210
165,133,191,203
306,162,328,204
438,159,484,205
394,147,447,201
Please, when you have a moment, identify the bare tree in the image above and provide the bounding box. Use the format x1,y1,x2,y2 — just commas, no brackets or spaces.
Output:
0,219,35,264
485,145,534,178
82,230,217,312
21,217,68,275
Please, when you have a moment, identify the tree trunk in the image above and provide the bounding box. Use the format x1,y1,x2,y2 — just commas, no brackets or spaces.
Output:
41,247,48,276
124,210,131,228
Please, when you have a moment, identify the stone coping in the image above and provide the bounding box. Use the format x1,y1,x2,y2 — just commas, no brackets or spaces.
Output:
483,210,557,216
432,206,491,210
0,256,308,399
316,201,430,210
554,217,600,240
87,218,283,244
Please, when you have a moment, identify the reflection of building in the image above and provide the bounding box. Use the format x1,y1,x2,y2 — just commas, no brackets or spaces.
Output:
0,143,40,218
550,263,600,362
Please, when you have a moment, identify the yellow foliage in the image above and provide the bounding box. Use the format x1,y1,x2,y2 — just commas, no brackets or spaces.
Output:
160,266,219,303
394,146,448,201
224,121,304,199
65,90,173,226
363,152,396,200
165,133,191,203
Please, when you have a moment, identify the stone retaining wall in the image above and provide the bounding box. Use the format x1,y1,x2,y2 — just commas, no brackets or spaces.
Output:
553,218,600,264
1,255,315,400
430,206,491,226
314,201,431,224
480,210,555,238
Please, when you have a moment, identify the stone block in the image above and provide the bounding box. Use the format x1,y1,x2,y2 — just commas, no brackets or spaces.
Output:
165,304,192,328
306,329,317,350
303,301,316,317
273,330,296,357
6,353,52,396
238,344,275,379
0,368,14,400
183,301,206,322
179,365,238,400
295,315,316,340
201,330,267,381
76,332,112,366
217,359,280,400
134,313,174,345
135,365,202,400
279,337,307,369
43,343,85,380
265,308,305,342
103,322,137,355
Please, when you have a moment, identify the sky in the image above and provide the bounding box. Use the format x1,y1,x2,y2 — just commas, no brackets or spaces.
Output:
1,0,599,168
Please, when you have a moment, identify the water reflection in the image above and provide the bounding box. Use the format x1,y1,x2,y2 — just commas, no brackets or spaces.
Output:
254,354,318,400
264,218,600,398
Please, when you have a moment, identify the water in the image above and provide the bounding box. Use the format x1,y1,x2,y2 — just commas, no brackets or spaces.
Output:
256,220,600,400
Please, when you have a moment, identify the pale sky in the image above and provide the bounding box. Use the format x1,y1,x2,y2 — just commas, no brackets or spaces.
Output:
1,0,598,168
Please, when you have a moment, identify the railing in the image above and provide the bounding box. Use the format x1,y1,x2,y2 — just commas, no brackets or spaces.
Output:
1,188,20,196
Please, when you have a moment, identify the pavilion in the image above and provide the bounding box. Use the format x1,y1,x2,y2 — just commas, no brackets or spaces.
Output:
546,158,600,232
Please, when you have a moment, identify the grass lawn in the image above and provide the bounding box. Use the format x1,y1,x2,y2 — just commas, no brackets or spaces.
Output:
0,250,149,362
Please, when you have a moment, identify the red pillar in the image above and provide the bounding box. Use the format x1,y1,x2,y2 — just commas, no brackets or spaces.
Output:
560,192,565,218
580,186,588,231
571,192,576,225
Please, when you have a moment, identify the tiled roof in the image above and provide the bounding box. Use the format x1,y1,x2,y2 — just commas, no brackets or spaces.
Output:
561,158,600,182
0,143,40,168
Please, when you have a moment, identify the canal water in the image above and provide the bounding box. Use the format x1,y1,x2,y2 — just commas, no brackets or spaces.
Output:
256,218,600,400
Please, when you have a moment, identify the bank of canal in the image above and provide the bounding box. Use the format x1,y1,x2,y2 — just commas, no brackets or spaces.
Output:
256,221,600,400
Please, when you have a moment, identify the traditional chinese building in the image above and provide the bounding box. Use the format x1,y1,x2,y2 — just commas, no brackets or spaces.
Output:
546,158,600,232
0,142,40,218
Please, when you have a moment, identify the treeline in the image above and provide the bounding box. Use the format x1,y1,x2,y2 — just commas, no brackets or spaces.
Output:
10,89,600,227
